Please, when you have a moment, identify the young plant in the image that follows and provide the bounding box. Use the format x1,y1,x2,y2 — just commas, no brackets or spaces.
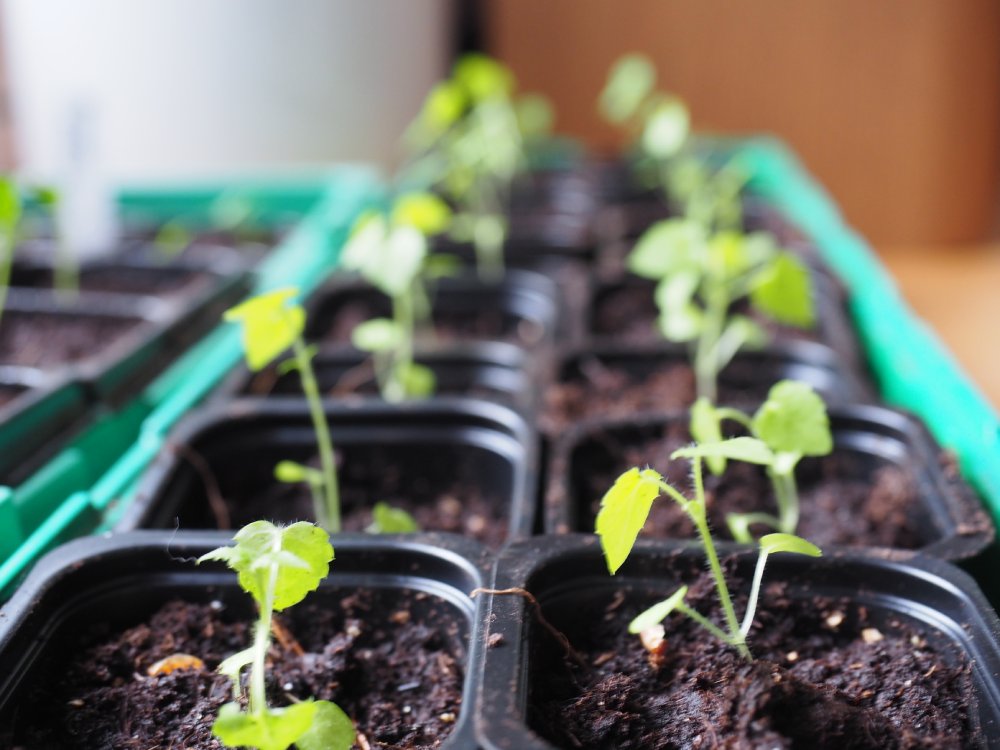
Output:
340,191,454,403
0,177,21,328
405,54,541,281
627,219,815,402
225,289,341,532
688,380,833,541
596,456,821,661
33,186,80,297
197,520,354,750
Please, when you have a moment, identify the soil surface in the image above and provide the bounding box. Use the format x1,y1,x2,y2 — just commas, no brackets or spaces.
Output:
590,278,820,346
6,589,466,749
313,296,547,351
172,445,512,549
529,564,978,748
540,356,810,434
0,312,141,368
77,267,207,296
551,420,926,549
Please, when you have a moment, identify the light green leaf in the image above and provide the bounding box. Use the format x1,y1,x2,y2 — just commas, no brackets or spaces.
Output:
224,289,304,371
627,219,706,280
198,521,333,611
655,272,703,342
212,701,317,750
453,53,514,102
690,397,725,475
343,217,428,298
295,700,356,750
423,253,462,280
274,460,321,484
210,193,255,231
751,380,832,457
351,318,404,353
516,93,555,137
595,467,664,574
628,586,689,634
398,362,436,399
726,511,781,543
391,192,453,236
672,437,774,465
599,53,656,124
750,252,815,328
366,501,421,534
641,97,690,159
758,532,822,558
217,647,255,687
0,177,22,231
422,80,466,132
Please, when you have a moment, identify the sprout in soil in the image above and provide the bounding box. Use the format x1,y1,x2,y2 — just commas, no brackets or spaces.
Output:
0,176,21,328
197,520,355,750
596,457,821,661
225,289,342,532
225,289,419,535
341,191,456,403
627,219,815,402
154,188,262,260
403,53,546,282
32,185,80,297
688,379,833,541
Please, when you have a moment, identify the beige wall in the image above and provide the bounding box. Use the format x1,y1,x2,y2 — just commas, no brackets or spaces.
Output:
486,0,1000,245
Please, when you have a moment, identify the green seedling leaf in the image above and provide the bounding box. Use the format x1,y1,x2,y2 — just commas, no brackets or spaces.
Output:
453,53,514,102
398,361,436,399
751,380,832,456
627,218,705,280
424,253,462,280
750,252,814,327
224,288,305,371
655,272,702,342
342,217,428,298
391,192,452,236
629,586,689,634
596,467,664,574
516,93,555,137
641,97,690,159
690,397,725,475
759,532,822,558
672,437,774,465
211,193,255,231
217,647,255,688
153,219,192,258
213,700,317,750
0,177,22,231
421,81,466,132
198,520,333,611
273,460,322,485
367,501,420,534
599,53,656,123
295,700,355,750
726,512,781,544
351,318,404,353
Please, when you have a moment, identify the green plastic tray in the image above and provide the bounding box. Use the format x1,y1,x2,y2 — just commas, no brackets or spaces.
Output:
0,166,380,597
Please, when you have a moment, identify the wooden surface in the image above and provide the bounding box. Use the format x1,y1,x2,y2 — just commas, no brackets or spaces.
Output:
486,0,1000,245
878,244,1000,410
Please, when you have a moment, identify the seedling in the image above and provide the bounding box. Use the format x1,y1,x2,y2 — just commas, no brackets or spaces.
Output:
33,186,80,297
405,54,541,281
596,456,821,661
0,177,21,328
197,520,354,750
341,191,454,403
225,289,341,532
688,380,833,541
627,219,815,402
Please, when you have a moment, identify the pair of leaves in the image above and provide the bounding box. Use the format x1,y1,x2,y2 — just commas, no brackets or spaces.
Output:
225,288,305,372
213,699,354,750
342,215,427,298
198,521,333,612
688,380,833,473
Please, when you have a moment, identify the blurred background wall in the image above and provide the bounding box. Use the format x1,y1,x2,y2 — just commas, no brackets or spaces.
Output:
484,0,1000,247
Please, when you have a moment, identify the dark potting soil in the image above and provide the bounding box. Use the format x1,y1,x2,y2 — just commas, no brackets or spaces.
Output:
316,298,547,350
590,280,818,346
559,421,925,549
541,357,791,434
528,565,977,749
6,589,465,749
77,267,208,297
0,312,141,368
182,447,511,549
